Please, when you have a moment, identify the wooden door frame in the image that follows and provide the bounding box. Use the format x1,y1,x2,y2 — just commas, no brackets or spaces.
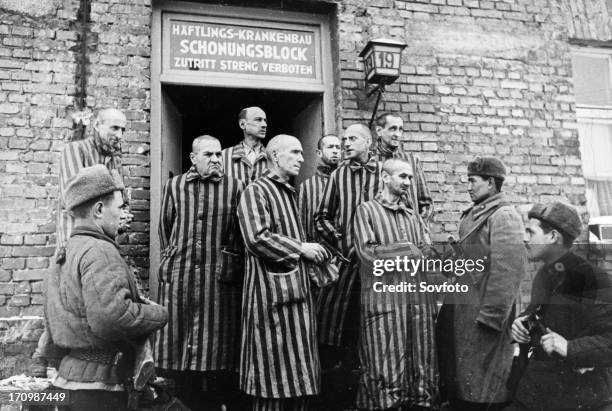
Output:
150,0,337,293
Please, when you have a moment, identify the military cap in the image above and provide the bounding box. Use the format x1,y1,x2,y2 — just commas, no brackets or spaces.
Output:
64,164,124,210
528,201,582,241
467,156,506,180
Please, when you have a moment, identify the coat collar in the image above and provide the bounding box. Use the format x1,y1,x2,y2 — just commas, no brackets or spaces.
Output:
315,160,335,178
463,192,507,219
543,251,578,276
375,193,412,214
263,169,296,193
184,166,224,183
231,141,266,163
71,224,120,250
348,154,378,173
376,139,397,159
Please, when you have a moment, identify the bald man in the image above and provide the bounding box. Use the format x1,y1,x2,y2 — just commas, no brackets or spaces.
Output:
237,134,327,410
353,158,438,410
315,124,383,367
155,135,245,409
30,108,132,377
222,106,268,184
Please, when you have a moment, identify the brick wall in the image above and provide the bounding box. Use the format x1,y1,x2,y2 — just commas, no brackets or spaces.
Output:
1,0,612,377
0,0,153,377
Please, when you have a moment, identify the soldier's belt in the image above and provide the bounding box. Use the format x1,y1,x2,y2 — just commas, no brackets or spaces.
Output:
69,348,121,365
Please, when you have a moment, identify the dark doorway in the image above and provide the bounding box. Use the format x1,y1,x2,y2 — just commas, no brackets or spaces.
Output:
162,84,323,177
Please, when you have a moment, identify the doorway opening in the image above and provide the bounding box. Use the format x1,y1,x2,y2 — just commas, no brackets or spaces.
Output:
161,84,323,182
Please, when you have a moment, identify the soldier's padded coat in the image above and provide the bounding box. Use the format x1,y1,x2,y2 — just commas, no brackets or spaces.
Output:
46,226,168,385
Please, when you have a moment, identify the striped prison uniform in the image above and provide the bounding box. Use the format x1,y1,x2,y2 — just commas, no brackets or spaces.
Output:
155,167,245,372
251,396,308,411
56,137,123,259
222,141,267,184
374,140,432,216
314,155,383,346
297,162,334,242
353,194,438,410
237,169,320,399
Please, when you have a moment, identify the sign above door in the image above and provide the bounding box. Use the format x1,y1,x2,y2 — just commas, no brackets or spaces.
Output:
162,12,325,89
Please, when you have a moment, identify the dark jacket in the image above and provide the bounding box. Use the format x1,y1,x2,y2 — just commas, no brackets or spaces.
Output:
46,225,168,385
512,251,612,411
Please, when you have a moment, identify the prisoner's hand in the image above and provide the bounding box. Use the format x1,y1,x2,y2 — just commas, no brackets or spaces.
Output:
300,243,327,265
511,316,530,344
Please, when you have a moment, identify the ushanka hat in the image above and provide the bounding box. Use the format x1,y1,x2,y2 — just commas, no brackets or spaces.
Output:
64,164,124,210
528,201,582,241
467,156,507,181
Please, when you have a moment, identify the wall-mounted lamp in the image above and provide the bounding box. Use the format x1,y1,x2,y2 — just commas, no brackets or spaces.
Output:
358,38,407,128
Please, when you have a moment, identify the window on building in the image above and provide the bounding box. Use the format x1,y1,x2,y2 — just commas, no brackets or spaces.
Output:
571,49,612,218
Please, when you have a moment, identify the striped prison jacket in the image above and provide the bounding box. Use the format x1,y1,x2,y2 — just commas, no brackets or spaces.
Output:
237,169,320,398
353,195,438,410
314,155,383,346
155,167,245,372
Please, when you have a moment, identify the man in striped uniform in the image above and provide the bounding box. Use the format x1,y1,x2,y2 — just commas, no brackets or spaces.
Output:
353,158,439,410
30,108,130,377
297,134,341,242
374,112,433,221
222,106,268,184
237,134,329,411
155,135,245,410
315,124,383,361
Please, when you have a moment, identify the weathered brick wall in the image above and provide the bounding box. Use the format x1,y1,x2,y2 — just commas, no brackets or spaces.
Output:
338,0,612,238
0,0,153,377
0,0,79,377
336,0,612,305
1,0,612,377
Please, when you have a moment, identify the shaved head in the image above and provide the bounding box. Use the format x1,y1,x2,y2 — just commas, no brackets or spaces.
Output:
93,108,126,155
266,134,303,179
382,158,413,198
239,106,267,140
192,134,220,152
238,106,264,121
382,158,412,176
343,123,372,161
266,134,300,161
96,108,126,124
345,123,371,140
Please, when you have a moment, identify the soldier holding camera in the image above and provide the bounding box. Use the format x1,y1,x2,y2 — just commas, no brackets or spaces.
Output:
506,202,612,411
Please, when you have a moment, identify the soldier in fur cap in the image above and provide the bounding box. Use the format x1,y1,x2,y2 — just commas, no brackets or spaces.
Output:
505,202,612,411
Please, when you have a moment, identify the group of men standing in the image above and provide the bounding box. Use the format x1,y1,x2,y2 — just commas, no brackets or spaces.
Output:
41,105,612,411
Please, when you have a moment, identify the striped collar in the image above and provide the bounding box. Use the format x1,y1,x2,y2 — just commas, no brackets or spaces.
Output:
91,134,120,158
185,166,224,183
231,141,266,163
376,140,397,159
348,154,378,173
263,169,295,193
375,193,411,213
315,161,335,178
